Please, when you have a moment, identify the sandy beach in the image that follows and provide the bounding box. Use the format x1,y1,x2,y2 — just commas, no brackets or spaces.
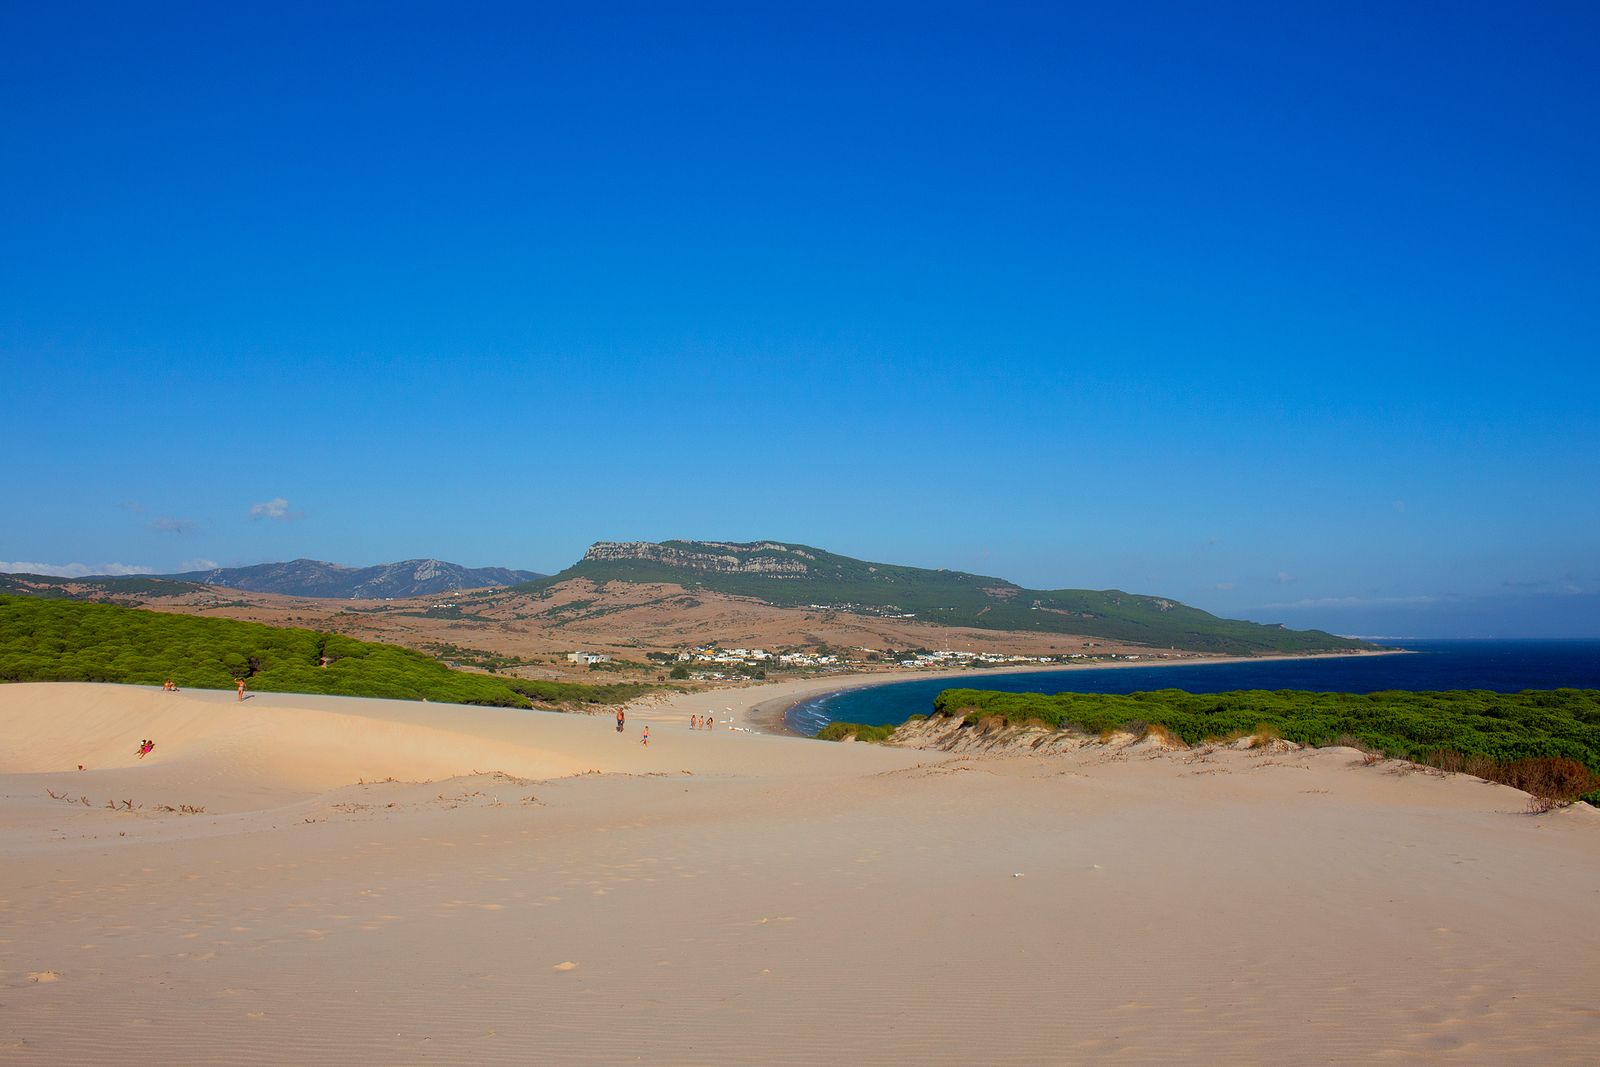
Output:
3,679,1598,1064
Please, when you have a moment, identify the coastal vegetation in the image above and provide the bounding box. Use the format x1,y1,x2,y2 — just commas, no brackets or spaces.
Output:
520,540,1373,655
815,721,898,743
823,686,1600,805
0,596,660,710
425,642,534,673
502,677,657,706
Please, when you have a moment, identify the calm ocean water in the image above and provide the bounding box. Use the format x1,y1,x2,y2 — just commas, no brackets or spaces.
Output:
785,639,1600,735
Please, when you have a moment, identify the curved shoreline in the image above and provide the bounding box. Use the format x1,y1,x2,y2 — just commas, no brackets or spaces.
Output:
739,648,1410,737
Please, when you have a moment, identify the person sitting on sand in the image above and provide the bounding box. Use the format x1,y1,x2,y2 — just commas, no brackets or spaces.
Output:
162,679,177,692
137,739,154,759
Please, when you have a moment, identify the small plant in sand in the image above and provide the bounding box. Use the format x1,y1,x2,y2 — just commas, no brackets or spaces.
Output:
1141,723,1186,748
1246,723,1282,747
815,721,897,743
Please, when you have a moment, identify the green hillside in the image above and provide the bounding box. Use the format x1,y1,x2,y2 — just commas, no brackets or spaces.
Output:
0,594,530,705
517,540,1373,655
0,595,651,709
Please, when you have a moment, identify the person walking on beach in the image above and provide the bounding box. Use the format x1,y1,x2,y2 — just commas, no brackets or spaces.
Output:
235,678,246,702
616,708,625,733
640,725,649,747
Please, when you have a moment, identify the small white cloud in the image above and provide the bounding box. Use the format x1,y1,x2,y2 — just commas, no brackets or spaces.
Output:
250,497,301,521
116,500,145,514
149,517,197,534
0,561,154,578
1276,571,1295,584
180,558,220,571
1213,582,1235,591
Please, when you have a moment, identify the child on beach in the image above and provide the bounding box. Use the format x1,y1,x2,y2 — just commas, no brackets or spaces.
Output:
616,708,625,733
640,725,649,747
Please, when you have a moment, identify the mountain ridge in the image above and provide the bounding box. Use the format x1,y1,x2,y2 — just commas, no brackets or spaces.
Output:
519,540,1372,655
162,558,542,599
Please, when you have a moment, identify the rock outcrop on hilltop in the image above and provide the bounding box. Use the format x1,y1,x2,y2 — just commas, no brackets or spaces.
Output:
583,541,812,575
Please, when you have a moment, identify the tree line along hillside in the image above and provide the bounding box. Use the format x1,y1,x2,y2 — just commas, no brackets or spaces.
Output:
0,572,198,600
0,595,649,709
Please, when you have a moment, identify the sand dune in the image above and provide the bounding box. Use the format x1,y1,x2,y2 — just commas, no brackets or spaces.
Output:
3,681,1598,1064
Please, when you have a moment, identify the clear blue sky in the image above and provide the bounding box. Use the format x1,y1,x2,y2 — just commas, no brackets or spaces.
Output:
3,2,1597,638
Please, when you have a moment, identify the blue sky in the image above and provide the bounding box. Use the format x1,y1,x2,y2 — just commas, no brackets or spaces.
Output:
2,2,1597,637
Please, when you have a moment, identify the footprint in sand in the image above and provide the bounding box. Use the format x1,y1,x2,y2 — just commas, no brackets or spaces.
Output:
27,971,61,983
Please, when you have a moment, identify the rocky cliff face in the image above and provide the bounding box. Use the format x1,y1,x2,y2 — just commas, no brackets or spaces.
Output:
583,541,812,576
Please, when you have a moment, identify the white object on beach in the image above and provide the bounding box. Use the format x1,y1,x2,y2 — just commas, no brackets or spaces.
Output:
1013,872,1024,878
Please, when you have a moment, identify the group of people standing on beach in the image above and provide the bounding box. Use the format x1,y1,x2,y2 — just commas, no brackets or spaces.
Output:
610,707,719,748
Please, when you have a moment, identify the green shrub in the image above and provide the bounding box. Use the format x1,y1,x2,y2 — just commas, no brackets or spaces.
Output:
815,721,897,743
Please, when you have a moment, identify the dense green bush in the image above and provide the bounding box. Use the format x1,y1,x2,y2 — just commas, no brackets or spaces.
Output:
922,687,1600,803
815,721,897,743
0,595,531,706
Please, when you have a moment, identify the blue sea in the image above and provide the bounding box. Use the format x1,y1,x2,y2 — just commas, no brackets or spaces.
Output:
785,640,1600,736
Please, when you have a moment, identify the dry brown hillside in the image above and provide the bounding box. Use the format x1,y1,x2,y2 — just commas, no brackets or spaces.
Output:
59,577,1187,682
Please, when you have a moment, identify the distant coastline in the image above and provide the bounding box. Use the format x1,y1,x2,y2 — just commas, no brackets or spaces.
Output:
746,647,1409,736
